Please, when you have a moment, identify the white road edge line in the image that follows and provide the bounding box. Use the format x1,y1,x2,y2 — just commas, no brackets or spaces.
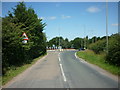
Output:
60,63,67,82
75,52,78,58
75,52,87,64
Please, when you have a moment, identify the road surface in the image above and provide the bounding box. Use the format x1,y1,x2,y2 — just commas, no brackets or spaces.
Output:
3,50,118,88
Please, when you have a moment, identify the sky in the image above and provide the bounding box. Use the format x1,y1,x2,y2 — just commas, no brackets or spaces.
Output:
2,2,118,41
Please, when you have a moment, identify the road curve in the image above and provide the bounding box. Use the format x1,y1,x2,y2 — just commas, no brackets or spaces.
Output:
3,50,118,88
60,50,118,88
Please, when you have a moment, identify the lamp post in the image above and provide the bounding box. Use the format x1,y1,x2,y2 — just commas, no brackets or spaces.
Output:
84,25,86,49
106,0,109,53
58,27,61,51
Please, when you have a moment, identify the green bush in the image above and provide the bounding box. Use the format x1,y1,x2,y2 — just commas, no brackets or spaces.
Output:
88,34,120,66
106,34,120,66
88,39,106,54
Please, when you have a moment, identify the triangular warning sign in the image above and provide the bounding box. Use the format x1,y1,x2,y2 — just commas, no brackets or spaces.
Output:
22,32,29,40
22,32,28,37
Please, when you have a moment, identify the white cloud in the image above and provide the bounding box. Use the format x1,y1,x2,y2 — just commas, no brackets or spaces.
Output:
111,23,119,26
61,15,71,19
48,16,57,20
39,16,57,20
39,17,45,20
86,6,100,13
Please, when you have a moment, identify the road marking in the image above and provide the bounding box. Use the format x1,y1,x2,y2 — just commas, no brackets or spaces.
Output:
58,53,61,62
75,52,78,58
80,60,87,63
60,64,67,82
81,60,85,63
75,52,88,64
58,57,61,62
58,53,67,82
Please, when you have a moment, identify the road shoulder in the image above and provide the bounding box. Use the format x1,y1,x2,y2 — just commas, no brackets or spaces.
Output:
75,52,118,82
2,54,48,88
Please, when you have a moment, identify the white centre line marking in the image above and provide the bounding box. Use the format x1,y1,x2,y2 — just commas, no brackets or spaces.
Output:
59,57,61,62
60,63,67,82
58,53,61,62
58,53,67,82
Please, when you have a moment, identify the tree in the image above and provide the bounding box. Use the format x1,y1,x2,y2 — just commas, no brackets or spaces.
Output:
47,37,72,49
47,37,59,48
88,39,106,54
64,38,70,48
2,2,46,75
71,37,83,49
106,34,120,66
2,17,24,74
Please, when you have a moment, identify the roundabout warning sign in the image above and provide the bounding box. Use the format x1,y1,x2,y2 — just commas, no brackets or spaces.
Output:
22,32,29,44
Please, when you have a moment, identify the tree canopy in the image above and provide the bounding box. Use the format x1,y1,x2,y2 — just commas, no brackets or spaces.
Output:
2,2,46,75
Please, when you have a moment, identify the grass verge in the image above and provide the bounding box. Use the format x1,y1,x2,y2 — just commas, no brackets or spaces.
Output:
2,54,46,85
77,50,120,75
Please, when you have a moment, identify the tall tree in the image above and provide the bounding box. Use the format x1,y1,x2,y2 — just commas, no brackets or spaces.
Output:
2,2,46,75
71,37,83,49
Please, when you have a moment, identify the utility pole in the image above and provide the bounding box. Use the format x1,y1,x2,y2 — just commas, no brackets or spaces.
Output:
81,39,82,48
84,25,86,49
94,29,97,42
56,38,57,49
58,27,61,51
91,29,94,43
106,0,109,53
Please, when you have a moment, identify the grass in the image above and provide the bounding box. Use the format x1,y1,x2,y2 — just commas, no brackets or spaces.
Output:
0,76,2,87
77,50,120,76
2,54,46,85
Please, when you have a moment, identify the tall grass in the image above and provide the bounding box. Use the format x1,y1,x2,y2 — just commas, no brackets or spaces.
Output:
77,50,119,75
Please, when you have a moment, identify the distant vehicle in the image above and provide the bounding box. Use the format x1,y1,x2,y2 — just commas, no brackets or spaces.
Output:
78,48,85,51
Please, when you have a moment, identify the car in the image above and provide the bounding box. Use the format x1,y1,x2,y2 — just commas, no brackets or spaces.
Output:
78,48,85,51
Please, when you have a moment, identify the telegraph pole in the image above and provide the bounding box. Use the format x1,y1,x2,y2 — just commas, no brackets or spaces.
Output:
84,25,86,49
59,27,61,51
91,30,94,43
81,39,82,48
106,0,109,53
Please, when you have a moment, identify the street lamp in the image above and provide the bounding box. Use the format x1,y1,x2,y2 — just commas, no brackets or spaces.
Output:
106,0,109,53
58,27,62,51
84,25,86,49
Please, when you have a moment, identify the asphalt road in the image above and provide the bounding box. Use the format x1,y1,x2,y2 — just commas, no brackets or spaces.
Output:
3,50,118,88
60,50,118,88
